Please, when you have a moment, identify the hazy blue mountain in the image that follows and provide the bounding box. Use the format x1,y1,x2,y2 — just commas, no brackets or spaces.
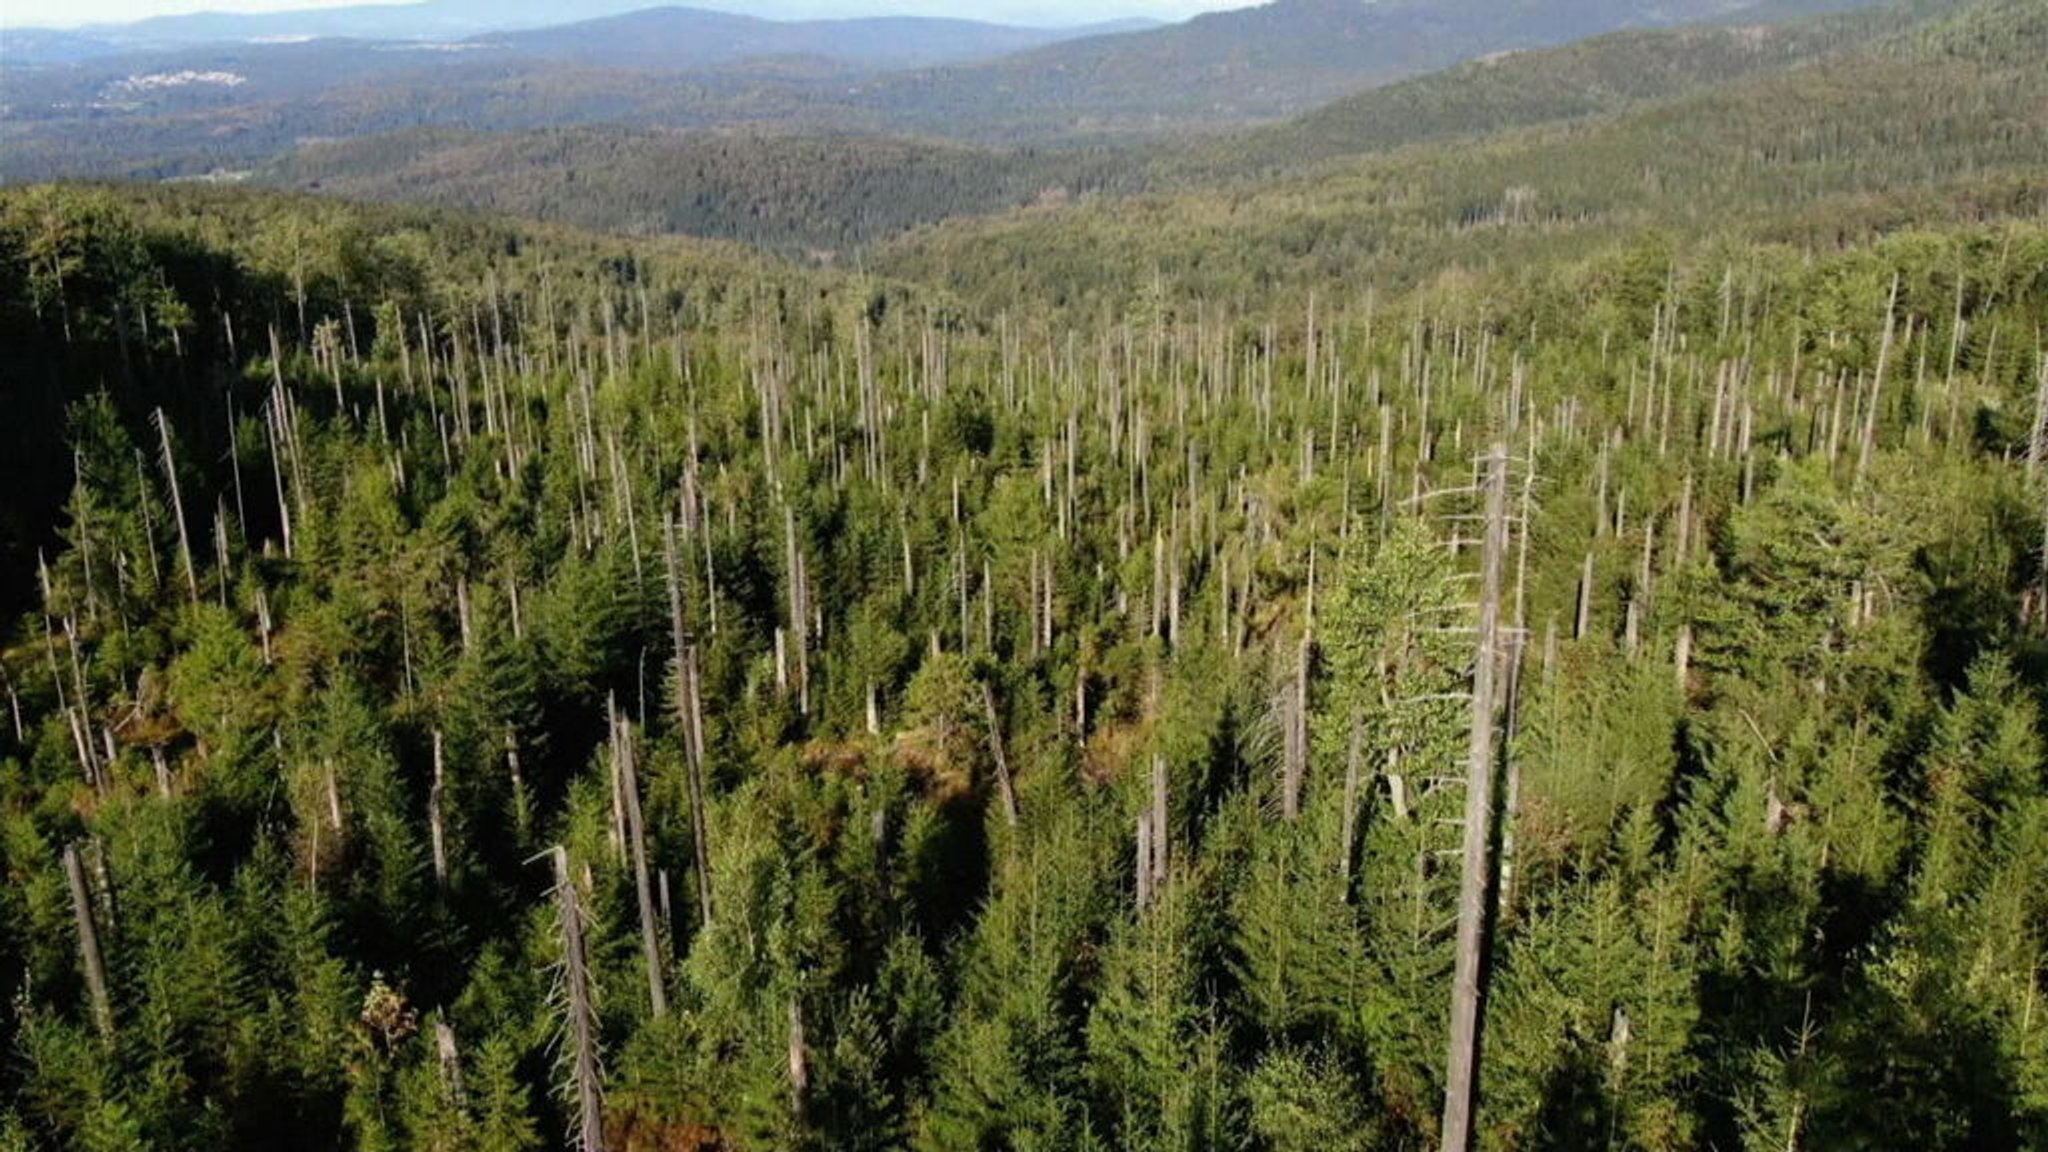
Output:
4,0,1159,63
481,7,1159,69
834,0,1899,135
0,0,1901,184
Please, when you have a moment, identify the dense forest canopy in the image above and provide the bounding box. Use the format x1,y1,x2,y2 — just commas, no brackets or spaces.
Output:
3,0,2048,1149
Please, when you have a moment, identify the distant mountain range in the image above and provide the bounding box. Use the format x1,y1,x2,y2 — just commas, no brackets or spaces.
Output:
4,0,648,61
0,0,1163,63
261,0,1964,253
2,0,1902,187
480,8,1161,70
827,0,1896,134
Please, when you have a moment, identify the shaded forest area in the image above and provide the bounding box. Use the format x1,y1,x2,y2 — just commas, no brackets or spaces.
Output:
3,170,2048,1152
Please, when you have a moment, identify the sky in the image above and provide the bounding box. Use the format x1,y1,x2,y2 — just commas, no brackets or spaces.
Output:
4,0,1244,30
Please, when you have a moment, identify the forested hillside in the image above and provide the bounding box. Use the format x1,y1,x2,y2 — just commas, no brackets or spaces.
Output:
1151,0,1952,184
791,0,1892,136
268,129,1139,254
0,0,1896,188
4,145,2048,1152
477,9,1150,71
255,0,1995,258
881,0,2048,315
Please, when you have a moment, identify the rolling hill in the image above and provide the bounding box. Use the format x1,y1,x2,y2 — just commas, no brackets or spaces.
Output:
255,0,1955,253
827,0,1899,137
4,0,1158,60
266,127,1139,252
1,0,653,62
481,8,1158,70
1,0,1904,189
875,0,2048,314
0,5,1147,184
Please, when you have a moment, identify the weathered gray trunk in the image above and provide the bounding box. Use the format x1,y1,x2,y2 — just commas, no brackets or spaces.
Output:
788,997,810,1123
550,847,605,1152
1135,812,1154,911
429,729,449,889
980,683,1020,828
1440,445,1509,1152
664,515,715,924
1150,754,1169,896
154,409,200,606
1857,273,1901,483
682,645,715,925
1282,635,1309,820
64,844,115,1039
614,708,668,1018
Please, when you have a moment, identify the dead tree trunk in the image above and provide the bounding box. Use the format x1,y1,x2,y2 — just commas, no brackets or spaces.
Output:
614,709,668,1018
664,515,715,925
1282,634,1309,820
785,507,810,715
550,847,605,1152
154,409,200,606
788,997,810,1124
1135,812,1154,911
64,844,115,1040
1857,273,1901,484
980,683,1020,828
1150,754,1169,896
681,645,715,926
429,729,449,890
434,1019,465,1102
1440,445,1509,1152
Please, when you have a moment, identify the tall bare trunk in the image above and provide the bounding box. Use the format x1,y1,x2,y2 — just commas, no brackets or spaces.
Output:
1282,635,1309,820
550,847,605,1152
682,645,714,925
1440,445,1509,1152
1150,754,1169,896
980,683,1020,828
154,410,199,606
1857,273,1900,483
428,729,449,890
664,515,715,924
614,708,668,1017
64,844,114,1040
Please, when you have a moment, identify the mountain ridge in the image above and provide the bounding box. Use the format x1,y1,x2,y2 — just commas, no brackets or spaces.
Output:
256,0,1954,252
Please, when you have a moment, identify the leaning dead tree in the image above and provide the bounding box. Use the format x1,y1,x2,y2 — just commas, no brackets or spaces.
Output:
1440,444,1510,1152
610,700,668,1018
980,682,1020,829
549,846,605,1152
64,843,115,1040
153,409,199,607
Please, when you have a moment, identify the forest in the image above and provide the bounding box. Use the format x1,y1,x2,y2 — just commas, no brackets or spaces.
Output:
4,0,2048,1149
